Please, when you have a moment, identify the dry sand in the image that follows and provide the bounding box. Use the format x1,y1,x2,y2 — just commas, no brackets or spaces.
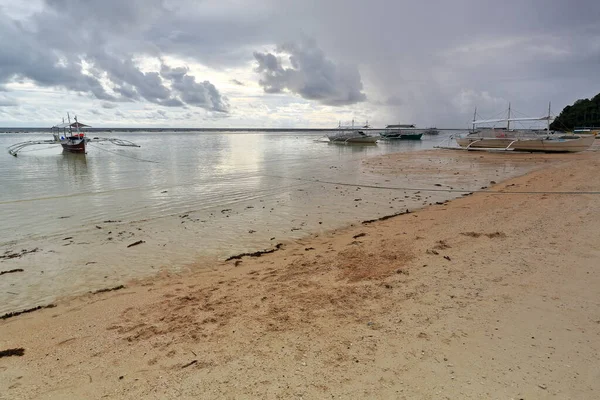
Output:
1,148,600,399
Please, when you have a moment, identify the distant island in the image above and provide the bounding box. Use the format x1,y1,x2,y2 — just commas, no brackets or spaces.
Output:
551,93,600,130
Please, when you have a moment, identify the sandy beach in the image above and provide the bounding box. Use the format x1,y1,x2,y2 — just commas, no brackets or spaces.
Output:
1,148,599,399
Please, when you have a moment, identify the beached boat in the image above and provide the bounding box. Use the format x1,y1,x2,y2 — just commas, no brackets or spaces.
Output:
509,134,596,152
7,114,140,156
455,104,596,152
327,121,379,144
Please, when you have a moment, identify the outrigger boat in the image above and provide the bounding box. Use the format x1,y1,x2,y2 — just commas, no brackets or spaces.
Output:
7,114,140,157
455,104,596,153
327,120,380,144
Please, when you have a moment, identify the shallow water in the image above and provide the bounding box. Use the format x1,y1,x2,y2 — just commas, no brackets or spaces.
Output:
1,131,444,243
0,130,530,313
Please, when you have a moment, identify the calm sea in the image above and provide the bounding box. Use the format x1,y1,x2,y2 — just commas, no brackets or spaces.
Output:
0,131,449,244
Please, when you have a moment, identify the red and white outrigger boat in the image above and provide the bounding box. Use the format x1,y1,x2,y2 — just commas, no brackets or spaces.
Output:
8,114,140,157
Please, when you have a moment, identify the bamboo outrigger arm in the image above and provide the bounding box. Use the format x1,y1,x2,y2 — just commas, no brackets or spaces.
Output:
7,137,140,157
8,140,60,157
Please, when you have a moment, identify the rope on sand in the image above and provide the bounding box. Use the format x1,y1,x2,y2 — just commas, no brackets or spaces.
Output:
260,175,600,195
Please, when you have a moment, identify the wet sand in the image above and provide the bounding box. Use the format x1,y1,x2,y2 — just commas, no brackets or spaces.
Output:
1,148,599,399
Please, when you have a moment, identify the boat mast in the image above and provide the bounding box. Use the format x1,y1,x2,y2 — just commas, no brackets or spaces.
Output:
67,113,72,136
507,103,511,131
472,107,477,132
547,102,551,132
74,115,80,136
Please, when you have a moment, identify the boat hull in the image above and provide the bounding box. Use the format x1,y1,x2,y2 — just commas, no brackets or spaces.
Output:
457,134,595,152
382,133,423,140
329,136,379,144
456,137,515,148
61,139,86,153
510,134,595,153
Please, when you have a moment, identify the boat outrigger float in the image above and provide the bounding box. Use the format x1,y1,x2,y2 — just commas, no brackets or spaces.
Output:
7,114,140,157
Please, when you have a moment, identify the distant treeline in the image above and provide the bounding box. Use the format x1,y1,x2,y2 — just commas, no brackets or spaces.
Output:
550,93,600,130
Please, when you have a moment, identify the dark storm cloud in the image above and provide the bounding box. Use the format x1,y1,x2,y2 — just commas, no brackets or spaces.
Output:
161,65,229,112
0,18,116,101
0,2,228,112
254,39,366,106
256,0,600,124
230,79,245,86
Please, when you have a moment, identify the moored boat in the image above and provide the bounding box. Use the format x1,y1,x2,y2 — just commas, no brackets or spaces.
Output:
7,114,140,157
380,131,423,140
380,124,423,140
53,118,89,153
327,121,379,144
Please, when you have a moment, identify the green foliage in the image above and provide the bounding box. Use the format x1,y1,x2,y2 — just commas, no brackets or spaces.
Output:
550,93,600,130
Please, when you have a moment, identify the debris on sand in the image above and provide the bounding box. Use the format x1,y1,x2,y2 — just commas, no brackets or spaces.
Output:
433,240,451,250
127,240,145,248
460,231,506,239
226,243,284,261
0,268,24,276
182,360,198,368
0,248,40,261
1,304,56,320
91,285,125,295
362,210,410,225
485,231,507,238
0,348,25,358
460,231,482,238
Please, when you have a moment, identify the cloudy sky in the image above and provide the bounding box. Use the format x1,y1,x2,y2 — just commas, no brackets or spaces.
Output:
0,0,598,128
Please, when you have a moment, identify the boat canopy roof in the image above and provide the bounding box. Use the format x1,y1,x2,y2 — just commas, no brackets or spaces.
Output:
386,124,415,128
52,122,91,129
473,116,552,125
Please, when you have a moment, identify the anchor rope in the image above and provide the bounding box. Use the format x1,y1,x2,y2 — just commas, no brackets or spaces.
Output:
87,144,159,163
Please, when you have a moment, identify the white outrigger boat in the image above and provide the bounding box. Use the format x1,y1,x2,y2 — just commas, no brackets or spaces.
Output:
7,114,140,157
327,120,380,144
455,104,596,153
